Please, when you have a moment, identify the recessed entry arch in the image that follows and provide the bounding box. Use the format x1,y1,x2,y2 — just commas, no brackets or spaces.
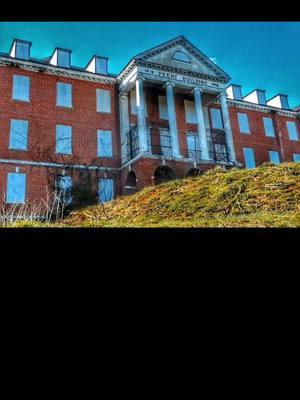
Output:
186,168,203,177
124,170,137,195
154,166,176,185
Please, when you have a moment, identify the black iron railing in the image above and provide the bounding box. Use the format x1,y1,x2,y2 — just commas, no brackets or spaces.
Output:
125,124,229,164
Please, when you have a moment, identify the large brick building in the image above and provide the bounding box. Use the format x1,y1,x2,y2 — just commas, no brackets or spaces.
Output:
0,35,299,207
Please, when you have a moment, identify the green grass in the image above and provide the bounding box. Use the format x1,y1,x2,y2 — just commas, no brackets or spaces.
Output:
7,162,299,228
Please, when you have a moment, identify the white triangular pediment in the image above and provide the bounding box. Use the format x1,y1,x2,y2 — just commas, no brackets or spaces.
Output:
134,36,230,82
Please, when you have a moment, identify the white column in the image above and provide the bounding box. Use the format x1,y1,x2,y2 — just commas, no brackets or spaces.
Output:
136,78,148,153
193,88,210,160
165,82,181,158
119,91,129,163
220,92,236,163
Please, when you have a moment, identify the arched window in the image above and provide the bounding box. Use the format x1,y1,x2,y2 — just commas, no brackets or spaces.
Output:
173,51,191,63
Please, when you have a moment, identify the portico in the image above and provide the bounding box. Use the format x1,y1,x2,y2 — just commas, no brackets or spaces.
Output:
118,35,237,165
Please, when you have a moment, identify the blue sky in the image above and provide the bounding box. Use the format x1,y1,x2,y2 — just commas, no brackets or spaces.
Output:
0,22,299,107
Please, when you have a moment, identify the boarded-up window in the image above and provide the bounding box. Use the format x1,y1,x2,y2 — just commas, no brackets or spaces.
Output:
97,89,111,113
287,121,299,141
184,100,197,124
99,179,114,203
57,82,72,107
9,119,28,150
238,113,251,134
56,125,72,155
159,95,168,120
12,75,30,102
263,117,275,137
243,147,256,169
210,108,223,129
97,130,113,158
6,173,26,204
269,151,280,164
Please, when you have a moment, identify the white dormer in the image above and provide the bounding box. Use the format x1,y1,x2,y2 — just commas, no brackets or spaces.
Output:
85,56,108,75
9,39,31,60
267,94,289,110
226,84,242,100
243,89,266,105
49,48,71,68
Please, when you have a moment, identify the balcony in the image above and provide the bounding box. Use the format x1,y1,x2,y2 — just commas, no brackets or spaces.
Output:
125,124,229,164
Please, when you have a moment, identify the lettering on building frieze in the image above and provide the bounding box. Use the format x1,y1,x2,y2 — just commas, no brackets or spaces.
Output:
142,67,221,89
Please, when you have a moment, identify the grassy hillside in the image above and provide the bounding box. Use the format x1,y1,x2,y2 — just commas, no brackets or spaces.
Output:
58,162,300,228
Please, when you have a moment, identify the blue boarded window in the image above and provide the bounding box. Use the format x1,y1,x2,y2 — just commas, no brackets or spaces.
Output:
12,75,30,102
293,154,300,163
56,125,72,155
96,89,111,113
6,173,26,204
9,119,28,150
243,147,256,169
210,108,223,129
97,130,113,158
187,134,200,161
15,42,30,60
269,151,280,164
238,113,251,134
57,82,72,107
99,179,114,203
287,121,299,141
263,117,275,137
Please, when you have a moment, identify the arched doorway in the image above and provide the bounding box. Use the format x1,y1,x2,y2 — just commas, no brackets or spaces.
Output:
186,168,203,177
154,166,176,185
124,171,137,195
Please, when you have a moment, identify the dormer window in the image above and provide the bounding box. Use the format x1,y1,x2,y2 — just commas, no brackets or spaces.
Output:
49,48,71,68
57,50,70,68
85,56,108,75
173,51,191,63
9,39,31,60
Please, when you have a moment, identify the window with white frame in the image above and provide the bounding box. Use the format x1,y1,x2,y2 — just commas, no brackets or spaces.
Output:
15,42,30,60
238,113,251,134
263,117,275,137
12,75,30,102
57,50,70,68
96,89,111,113
9,119,28,150
57,82,72,108
159,95,168,120
56,175,72,204
187,134,200,160
97,130,113,158
210,108,223,129
6,173,26,204
286,121,299,141
243,147,256,169
184,100,197,124
293,154,300,163
269,150,280,164
99,179,114,203
56,125,72,155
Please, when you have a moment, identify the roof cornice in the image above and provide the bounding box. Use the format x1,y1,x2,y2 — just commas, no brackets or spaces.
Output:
0,55,117,84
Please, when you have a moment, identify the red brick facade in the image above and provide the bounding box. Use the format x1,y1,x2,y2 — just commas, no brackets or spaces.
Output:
0,37,299,209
